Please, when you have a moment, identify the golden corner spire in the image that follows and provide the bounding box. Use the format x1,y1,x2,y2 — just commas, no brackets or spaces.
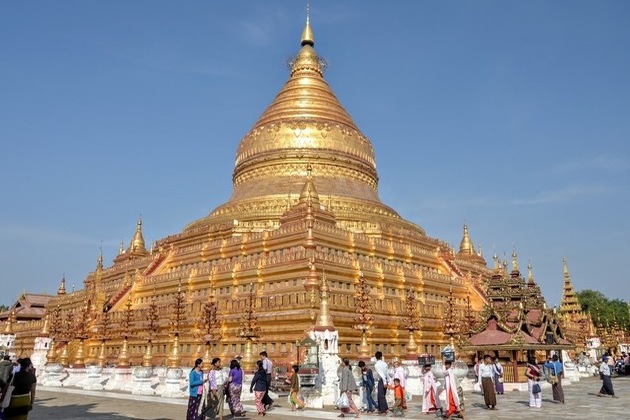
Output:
301,3,314,47
458,222,474,255
129,216,147,254
57,275,67,295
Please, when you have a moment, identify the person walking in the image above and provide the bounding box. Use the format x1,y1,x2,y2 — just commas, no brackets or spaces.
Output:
492,357,504,395
337,358,360,418
478,354,497,410
373,351,389,415
289,365,305,411
187,358,207,420
1,358,37,420
250,361,268,416
443,360,465,420
422,363,441,415
598,355,618,398
227,359,245,417
259,351,274,410
206,358,227,420
358,361,377,413
525,356,542,408
544,354,565,404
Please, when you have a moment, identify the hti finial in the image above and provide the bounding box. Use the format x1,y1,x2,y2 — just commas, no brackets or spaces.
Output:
301,4,315,46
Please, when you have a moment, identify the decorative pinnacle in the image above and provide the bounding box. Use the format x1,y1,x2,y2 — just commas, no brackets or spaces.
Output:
511,246,519,272
301,3,314,46
316,269,334,328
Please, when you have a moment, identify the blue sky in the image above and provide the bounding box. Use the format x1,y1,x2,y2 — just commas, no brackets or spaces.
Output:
1,1,629,307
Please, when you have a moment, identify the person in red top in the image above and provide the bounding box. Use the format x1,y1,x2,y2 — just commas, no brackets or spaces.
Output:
386,378,405,417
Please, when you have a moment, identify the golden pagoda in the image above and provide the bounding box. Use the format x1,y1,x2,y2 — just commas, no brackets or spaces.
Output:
8,11,493,368
557,258,593,354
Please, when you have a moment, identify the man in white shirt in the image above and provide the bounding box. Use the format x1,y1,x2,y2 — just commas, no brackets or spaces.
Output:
478,354,497,409
374,351,389,414
259,351,274,409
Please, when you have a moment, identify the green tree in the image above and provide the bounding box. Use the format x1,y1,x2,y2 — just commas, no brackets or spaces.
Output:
577,290,630,332
0,304,9,313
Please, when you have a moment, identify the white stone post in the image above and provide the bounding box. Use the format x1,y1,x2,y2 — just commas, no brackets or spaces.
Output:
309,328,340,407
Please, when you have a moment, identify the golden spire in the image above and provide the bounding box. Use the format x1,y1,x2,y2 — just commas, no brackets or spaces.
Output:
315,269,334,328
493,253,500,271
458,223,475,255
118,240,125,255
57,275,67,295
527,260,535,285
128,217,147,253
560,258,581,314
299,163,320,206
96,245,103,271
301,3,314,47
511,247,519,273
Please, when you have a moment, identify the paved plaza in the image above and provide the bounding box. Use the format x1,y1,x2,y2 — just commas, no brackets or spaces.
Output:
32,376,629,419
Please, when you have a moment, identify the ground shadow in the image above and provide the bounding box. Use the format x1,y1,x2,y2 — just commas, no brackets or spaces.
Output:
31,401,174,420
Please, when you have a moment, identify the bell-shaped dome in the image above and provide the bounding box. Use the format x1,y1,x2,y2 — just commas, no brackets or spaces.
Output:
187,16,423,236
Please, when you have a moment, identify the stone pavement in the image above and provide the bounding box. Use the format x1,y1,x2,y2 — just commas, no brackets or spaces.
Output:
31,376,629,419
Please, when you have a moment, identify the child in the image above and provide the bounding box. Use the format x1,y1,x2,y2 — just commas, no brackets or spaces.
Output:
386,378,405,417
289,365,306,411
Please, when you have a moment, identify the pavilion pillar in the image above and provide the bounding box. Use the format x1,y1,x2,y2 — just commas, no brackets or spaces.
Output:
512,350,519,382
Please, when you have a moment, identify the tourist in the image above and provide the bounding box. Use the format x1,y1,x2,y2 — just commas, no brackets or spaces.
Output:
259,351,274,410
289,365,305,411
1,358,37,420
250,360,268,416
624,353,630,376
543,354,565,404
478,354,497,410
227,359,245,417
373,351,389,414
443,360,465,420
187,358,207,420
421,363,441,415
392,358,407,409
206,358,226,420
385,378,405,417
337,358,360,418
598,355,618,398
492,357,504,395
525,356,542,408
0,356,12,385
358,360,377,413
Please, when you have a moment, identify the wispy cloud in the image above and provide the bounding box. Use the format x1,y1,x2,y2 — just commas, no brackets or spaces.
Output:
553,155,629,174
233,7,290,47
405,184,616,211
508,185,615,205
0,224,117,247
